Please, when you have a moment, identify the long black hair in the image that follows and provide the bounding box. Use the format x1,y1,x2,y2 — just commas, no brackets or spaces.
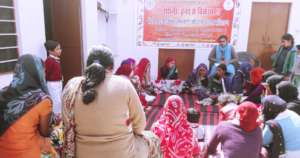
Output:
81,45,114,104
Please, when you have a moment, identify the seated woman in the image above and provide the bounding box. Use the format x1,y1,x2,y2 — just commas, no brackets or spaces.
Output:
184,63,209,99
208,64,232,94
115,58,136,78
277,81,300,115
204,102,262,158
231,62,252,94
0,54,52,158
266,74,285,95
244,67,265,104
133,58,153,91
261,95,300,158
62,45,159,158
262,70,276,83
158,57,178,80
151,95,200,158
217,93,238,121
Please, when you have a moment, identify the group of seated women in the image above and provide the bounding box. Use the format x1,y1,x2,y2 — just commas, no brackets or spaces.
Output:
1,45,300,158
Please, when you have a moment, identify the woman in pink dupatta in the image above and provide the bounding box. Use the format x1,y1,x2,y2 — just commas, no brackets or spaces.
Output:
151,95,194,158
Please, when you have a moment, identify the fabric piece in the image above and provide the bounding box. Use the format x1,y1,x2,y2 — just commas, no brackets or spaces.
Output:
151,95,194,158
0,99,52,158
0,54,49,135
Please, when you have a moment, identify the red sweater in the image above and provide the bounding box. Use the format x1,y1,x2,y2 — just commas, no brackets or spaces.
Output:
45,56,62,81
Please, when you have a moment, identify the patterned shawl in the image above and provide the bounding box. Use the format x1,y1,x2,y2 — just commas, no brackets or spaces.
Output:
0,54,49,135
151,95,193,158
62,77,84,158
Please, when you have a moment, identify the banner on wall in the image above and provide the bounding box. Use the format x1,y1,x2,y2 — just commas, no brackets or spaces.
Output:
137,0,240,48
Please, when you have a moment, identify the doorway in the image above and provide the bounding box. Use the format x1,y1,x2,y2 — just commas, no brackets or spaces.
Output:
158,49,195,80
247,2,290,69
43,0,83,85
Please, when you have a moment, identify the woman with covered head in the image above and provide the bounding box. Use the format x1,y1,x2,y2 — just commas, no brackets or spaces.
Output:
186,63,209,88
151,95,200,158
183,63,209,99
0,54,53,157
158,57,178,80
115,58,136,77
277,81,300,115
261,95,300,158
62,45,158,158
134,58,151,88
244,67,265,104
204,101,262,158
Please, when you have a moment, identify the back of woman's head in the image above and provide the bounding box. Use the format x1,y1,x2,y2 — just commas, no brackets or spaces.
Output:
82,45,114,105
262,70,276,83
277,81,298,102
262,95,286,121
236,101,259,132
266,75,284,94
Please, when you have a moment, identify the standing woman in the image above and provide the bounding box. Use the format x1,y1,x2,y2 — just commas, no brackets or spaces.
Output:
272,33,297,77
62,45,158,158
0,54,52,158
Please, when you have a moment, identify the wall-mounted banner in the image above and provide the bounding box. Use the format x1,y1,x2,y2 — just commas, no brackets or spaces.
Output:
137,0,240,48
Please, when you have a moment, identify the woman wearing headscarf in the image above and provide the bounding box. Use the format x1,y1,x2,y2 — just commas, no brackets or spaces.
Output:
158,57,178,80
262,95,300,158
151,95,199,158
183,63,209,99
204,101,262,158
62,45,159,158
244,67,265,104
185,63,209,88
277,81,300,115
134,58,152,89
0,54,52,158
231,62,252,94
115,58,136,77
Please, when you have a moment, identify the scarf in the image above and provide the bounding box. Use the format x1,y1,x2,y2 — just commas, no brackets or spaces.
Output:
250,67,265,85
0,54,49,135
151,95,193,158
236,101,259,132
134,58,150,86
62,77,84,158
190,63,208,86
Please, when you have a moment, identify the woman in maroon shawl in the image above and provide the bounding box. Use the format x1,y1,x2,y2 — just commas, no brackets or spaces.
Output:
115,58,136,77
158,57,178,80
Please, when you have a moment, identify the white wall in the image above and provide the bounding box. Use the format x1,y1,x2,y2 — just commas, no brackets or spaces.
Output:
81,0,99,66
0,0,46,89
108,0,300,79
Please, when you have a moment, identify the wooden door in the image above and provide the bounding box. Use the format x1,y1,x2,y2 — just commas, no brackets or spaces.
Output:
158,49,195,80
247,3,290,69
44,0,83,85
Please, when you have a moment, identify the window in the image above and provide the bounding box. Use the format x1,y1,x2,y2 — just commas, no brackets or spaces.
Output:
0,0,18,73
